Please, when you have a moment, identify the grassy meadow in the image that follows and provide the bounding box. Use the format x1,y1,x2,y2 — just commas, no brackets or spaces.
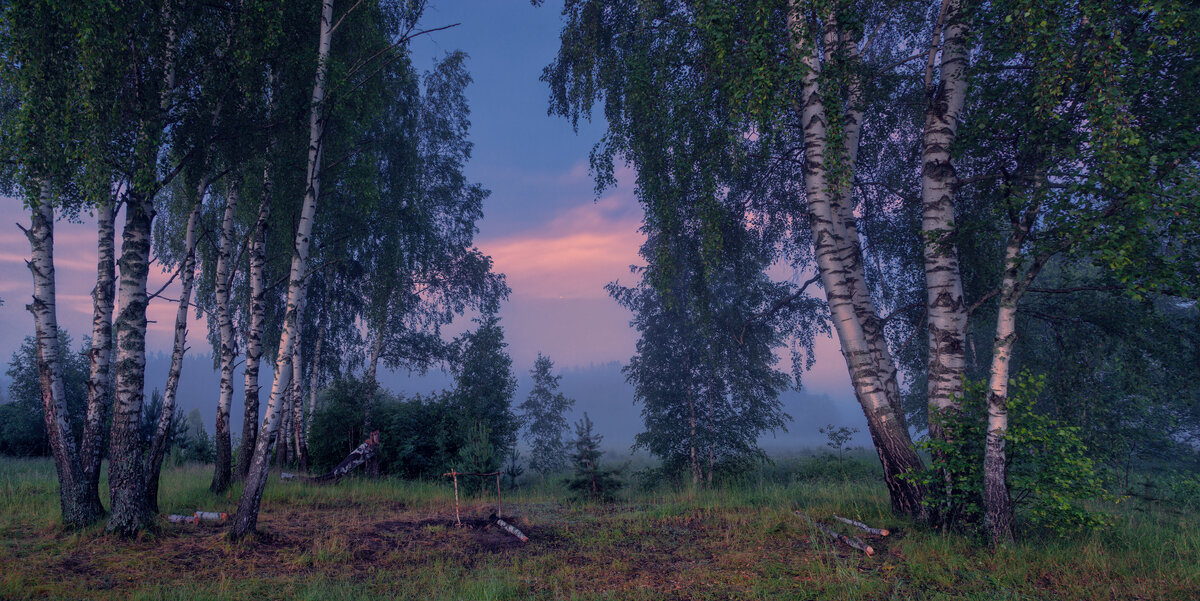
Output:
0,455,1196,601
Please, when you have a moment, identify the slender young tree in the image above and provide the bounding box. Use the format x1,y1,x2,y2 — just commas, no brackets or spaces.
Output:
81,199,117,517
518,353,574,478
210,179,241,492
146,191,201,511
229,0,335,539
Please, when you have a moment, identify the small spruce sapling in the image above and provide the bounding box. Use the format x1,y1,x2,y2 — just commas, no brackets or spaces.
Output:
565,413,623,500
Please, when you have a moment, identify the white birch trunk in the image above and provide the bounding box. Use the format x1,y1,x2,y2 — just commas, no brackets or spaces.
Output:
106,0,177,536
922,0,971,439
787,4,924,516
290,307,307,470
106,187,157,535
81,201,116,517
25,194,100,528
305,308,325,440
237,192,270,480
211,180,240,493
146,191,203,510
982,205,1043,545
230,0,334,539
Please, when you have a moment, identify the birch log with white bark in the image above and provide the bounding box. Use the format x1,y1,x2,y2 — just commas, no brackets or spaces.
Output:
24,194,100,529
146,192,203,511
81,201,116,519
787,4,925,516
922,0,971,442
229,0,334,539
211,180,241,493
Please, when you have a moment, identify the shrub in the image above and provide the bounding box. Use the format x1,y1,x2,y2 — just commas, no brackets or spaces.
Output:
908,372,1110,537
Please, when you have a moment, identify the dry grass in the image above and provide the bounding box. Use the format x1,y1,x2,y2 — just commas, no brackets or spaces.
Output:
0,457,1197,600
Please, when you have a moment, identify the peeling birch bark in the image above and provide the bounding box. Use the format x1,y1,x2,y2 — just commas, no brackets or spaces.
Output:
106,0,177,536
230,0,335,539
107,188,157,535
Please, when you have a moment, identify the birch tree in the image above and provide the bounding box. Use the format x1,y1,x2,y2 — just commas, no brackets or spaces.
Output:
920,0,970,443
957,0,1200,544
543,0,928,514
0,0,105,528
229,0,336,538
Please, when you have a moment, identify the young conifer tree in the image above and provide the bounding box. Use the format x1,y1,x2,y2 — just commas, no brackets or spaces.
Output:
566,413,622,501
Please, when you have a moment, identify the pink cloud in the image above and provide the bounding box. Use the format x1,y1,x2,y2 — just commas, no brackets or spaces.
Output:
481,175,645,300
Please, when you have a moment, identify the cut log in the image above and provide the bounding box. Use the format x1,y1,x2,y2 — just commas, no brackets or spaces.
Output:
195,511,228,522
168,514,198,524
280,472,297,481
794,511,874,556
491,515,528,542
832,515,890,536
305,431,380,484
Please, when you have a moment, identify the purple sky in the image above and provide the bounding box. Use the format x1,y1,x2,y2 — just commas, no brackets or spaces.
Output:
0,0,870,449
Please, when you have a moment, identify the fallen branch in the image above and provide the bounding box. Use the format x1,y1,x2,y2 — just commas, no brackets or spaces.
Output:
491,514,528,542
794,511,875,556
305,431,380,484
832,515,890,537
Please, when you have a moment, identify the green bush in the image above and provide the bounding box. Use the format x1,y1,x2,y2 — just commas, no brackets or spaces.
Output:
308,378,476,480
908,372,1110,537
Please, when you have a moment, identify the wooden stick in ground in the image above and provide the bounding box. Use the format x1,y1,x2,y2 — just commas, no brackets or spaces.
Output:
833,515,890,536
794,511,875,556
451,471,461,526
491,515,528,542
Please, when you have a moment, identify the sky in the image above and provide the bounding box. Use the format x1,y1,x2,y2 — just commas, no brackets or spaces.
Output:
0,0,870,450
